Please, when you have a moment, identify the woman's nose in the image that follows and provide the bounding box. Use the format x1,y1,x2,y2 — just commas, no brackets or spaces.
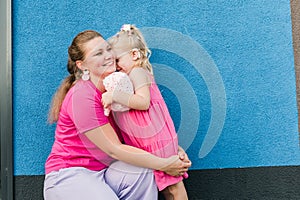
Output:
104,51,113,59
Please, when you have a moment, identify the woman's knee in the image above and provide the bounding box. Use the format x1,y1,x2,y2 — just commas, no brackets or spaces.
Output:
105,161,157,199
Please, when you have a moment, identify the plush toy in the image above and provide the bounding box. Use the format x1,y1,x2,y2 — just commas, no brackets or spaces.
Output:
103,72,134,116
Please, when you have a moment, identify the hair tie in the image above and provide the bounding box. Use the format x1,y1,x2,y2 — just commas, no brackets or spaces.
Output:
120,24,134,36
120,24,131,32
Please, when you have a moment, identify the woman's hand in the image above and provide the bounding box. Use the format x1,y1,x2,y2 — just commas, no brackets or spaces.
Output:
160,155,191,177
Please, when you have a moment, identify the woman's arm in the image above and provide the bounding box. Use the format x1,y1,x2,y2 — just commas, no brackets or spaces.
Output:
85,123,191,176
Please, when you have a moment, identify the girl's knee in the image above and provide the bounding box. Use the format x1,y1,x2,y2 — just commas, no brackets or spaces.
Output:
161,181,188,200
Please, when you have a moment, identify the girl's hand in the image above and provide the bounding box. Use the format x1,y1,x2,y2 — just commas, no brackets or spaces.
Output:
101,91,113,108
178,146,191,178
160,155,191,177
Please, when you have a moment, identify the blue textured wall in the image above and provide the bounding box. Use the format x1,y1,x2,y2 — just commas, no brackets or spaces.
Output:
13,0,299,175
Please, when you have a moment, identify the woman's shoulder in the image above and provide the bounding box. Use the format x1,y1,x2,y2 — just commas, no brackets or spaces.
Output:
66,80,101,101
75,80,99,91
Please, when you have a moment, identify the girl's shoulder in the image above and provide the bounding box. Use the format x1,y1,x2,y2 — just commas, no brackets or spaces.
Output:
131,66,148,73
130,67,151,78
129,67,152,89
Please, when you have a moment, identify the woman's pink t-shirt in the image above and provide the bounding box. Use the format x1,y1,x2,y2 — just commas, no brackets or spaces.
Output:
45,80,112,174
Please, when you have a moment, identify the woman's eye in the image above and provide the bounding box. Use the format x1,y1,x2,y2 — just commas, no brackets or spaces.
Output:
116,59,119,63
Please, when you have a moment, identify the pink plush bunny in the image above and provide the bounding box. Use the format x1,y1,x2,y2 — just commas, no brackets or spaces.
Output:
103,72,134,116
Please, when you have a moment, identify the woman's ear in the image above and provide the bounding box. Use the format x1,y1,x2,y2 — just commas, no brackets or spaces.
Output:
76,60,83,70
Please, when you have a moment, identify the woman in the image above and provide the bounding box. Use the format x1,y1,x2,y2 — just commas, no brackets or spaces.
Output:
43,30,191,200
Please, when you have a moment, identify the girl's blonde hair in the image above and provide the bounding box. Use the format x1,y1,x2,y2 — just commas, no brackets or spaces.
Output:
48,30,102,123
109,24,153,74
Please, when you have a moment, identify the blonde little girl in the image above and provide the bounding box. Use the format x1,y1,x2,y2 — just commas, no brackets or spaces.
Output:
102,24,189,200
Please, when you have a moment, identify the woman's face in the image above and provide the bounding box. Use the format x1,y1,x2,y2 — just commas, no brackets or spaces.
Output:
81,37,116,83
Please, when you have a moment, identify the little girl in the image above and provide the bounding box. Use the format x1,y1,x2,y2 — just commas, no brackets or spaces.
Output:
102,24,189,200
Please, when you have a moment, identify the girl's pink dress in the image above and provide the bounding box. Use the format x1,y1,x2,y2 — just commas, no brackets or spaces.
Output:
105,69,187,191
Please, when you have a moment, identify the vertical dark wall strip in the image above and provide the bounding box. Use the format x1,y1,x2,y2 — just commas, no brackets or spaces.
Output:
291,0,300,137
0,0,13,199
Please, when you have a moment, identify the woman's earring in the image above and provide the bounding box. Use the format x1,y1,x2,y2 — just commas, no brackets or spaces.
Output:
82,69,90,81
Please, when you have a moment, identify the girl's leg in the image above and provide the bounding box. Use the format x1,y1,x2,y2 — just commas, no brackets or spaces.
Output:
105,161,158,200
161,181,188,200
44,167,118,200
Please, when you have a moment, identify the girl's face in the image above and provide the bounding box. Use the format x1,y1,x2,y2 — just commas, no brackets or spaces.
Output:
80,37,116,84
115,49,135,74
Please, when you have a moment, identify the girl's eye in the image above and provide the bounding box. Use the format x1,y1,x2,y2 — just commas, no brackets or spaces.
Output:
107,47,112,51
95,52,103,56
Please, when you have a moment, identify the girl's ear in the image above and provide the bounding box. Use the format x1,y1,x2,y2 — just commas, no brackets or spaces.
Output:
132,50,141,61
76,60,83,70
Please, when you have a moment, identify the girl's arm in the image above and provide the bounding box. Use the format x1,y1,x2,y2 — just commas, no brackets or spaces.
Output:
178,146,191,164
125,67,151,110
102,68,151,110
85,123,191,176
